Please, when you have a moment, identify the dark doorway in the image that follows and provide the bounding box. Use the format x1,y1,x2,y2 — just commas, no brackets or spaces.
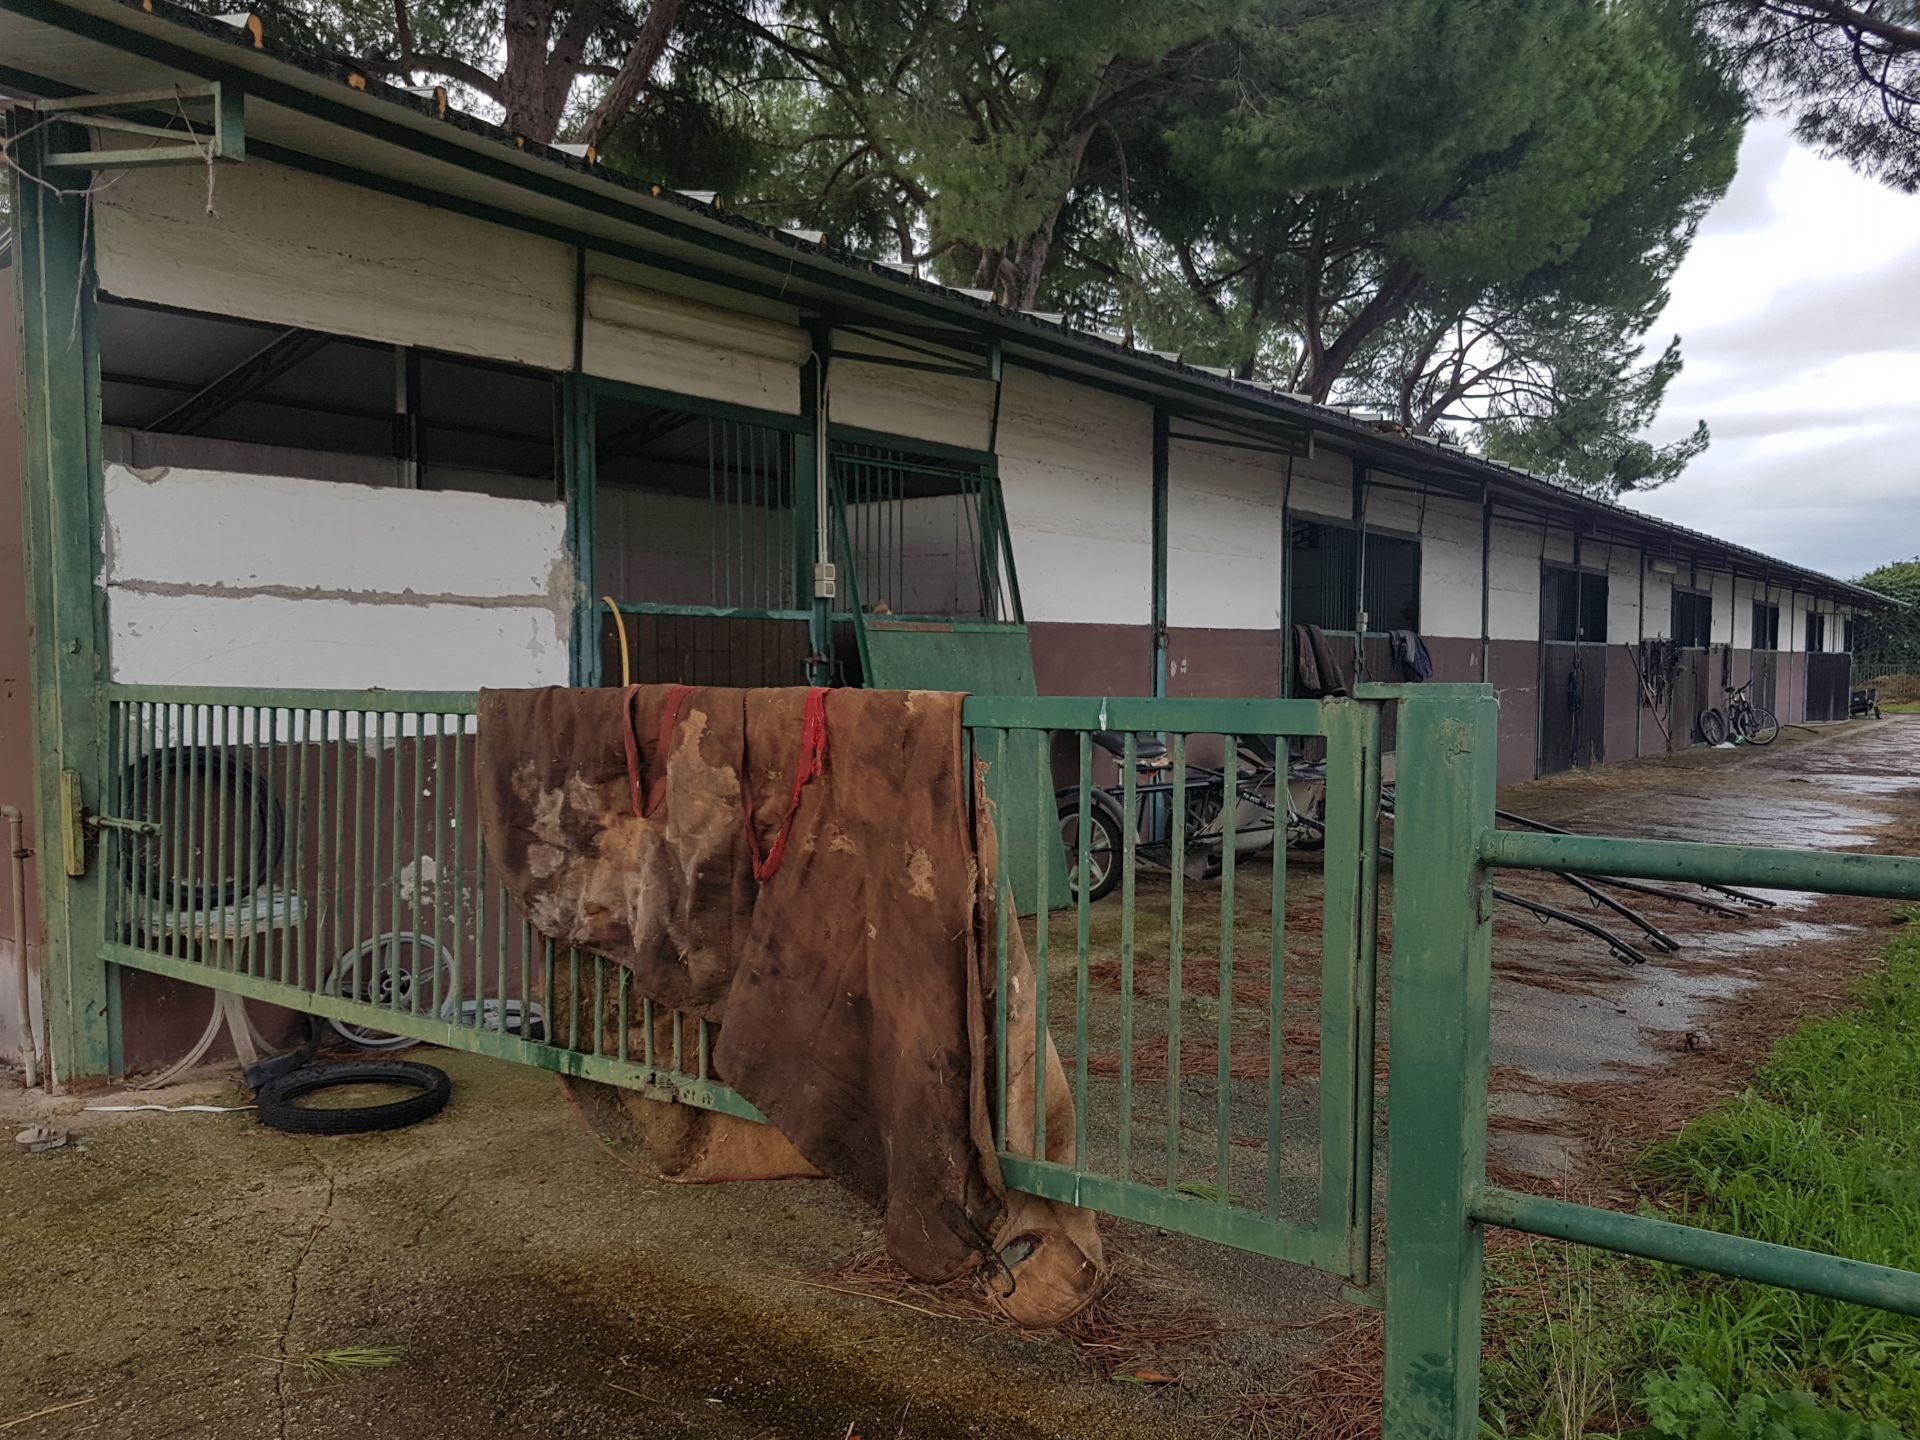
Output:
1670,589,1716,743
1807,652,1851,722
1538,566,1609,774
1751,601,1780,714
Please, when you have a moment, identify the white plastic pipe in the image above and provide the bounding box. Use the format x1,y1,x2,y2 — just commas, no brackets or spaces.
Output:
3,805,40,1089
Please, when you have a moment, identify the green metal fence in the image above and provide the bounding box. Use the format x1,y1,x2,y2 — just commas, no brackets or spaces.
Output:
83,680,1920,1439
97,684,758,1119
1376,683,1920,1439
970,694,1382,1278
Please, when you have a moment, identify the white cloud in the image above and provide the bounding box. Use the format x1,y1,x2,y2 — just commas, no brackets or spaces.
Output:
1628,119,1920,580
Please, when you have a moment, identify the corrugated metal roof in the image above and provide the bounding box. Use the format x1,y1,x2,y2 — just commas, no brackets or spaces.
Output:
0,0,1893,608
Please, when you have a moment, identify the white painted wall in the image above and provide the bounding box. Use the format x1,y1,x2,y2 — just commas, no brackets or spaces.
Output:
1707,571,1735,644
94,161,574,372
583,254,805,413
1488,516,1547,641
995,367,1153,626
1286,453,1351,522
1165,426,1286,629
1642,567,1676,638
1419,494,1484,640
94,161,809,414
828,332,995,451
1605,544,1644,645
103,464,571,690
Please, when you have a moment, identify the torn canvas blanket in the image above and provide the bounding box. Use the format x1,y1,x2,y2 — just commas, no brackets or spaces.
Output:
476,684,1104,1323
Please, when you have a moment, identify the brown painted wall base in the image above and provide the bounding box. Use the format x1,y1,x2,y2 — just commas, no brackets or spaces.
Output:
1165,628,1283,699
1027,621,1152,696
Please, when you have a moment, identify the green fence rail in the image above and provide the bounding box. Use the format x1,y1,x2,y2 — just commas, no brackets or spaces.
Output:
1377,681,1920,1440
83,680,1920,1440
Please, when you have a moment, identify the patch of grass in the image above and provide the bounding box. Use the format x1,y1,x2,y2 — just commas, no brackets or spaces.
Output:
292,1346,405,1385
1878,702,1920,716
1480,924,1920,1437
1480,1240,1654,1439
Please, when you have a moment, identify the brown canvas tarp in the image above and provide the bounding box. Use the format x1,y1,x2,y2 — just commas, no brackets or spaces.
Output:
476,684,1103,1326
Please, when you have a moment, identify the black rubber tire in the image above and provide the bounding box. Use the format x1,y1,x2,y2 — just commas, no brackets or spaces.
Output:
1739,707,1780,745
255,1061,451,1135
1698,708,1728,746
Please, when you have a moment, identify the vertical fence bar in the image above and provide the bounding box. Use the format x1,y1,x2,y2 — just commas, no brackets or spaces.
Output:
1167,732,1187,1191
994,729,1011,1139
1217,744,1236,1203
292,709,309,989
1317,705,1368,1245
245,706,262,976
1267,729,1290,1218
1119,732,1137,1180
210,705,229,963
1073,730,1092,1171
452,721,468,1028
1032,731,1050,1160
355,711,371,995
409,714,425,1016
431,716,446,1020
158,704,178,958
1349,704,1384,1283
1380,687,1498,1440
185,704,204,953
101,704,122,947
568,946,582,1051
501,873,515,1037
380,713,400,1015
617,963,630,1062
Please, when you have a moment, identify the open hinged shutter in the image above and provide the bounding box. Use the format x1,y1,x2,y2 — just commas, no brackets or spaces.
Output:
826,438,1065,911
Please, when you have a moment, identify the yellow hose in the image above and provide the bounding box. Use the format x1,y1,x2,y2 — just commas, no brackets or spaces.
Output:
602,596,632,687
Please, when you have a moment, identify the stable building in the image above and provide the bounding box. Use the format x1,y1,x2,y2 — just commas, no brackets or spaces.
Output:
0,0,1883,1075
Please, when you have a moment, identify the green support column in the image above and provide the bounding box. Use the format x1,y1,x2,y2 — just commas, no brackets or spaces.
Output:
802,333,832,685
12,119,116,1080
1379,684,1499,1439
1151,407,1169,697
561,374,597,685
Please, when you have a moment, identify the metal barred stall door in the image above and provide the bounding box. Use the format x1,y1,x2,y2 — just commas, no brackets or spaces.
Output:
828,435,1069,912
593,394,817,690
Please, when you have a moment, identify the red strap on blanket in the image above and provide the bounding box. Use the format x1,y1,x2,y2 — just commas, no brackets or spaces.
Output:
742,687,830,886
623,683,696,819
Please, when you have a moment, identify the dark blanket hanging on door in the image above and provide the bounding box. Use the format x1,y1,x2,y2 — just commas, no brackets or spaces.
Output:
473,684,1104,1318
1292,622,1351,697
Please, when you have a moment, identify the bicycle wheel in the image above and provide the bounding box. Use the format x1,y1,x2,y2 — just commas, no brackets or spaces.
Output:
1698,708,1728,746
1739,707,1779,745
319,933,456,1051
1058,795,1124,903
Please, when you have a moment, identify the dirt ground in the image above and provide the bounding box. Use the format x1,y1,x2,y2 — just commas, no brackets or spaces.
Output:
4,717,1917,1439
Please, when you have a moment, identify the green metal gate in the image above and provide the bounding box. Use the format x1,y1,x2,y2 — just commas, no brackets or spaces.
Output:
68,682,1920,1439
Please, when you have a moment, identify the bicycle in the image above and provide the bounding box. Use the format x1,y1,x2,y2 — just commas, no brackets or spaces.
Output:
1058,732,1327,902
1698,679,1779,747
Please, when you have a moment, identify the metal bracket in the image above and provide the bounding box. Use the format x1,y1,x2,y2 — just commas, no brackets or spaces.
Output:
86,814,161,837
36,82,245,171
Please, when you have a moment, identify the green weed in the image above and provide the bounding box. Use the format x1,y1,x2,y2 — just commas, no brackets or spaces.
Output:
1480,925,1920,1437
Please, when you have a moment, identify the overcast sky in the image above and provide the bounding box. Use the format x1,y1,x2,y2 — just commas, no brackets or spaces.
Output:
1626,118,1920,583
